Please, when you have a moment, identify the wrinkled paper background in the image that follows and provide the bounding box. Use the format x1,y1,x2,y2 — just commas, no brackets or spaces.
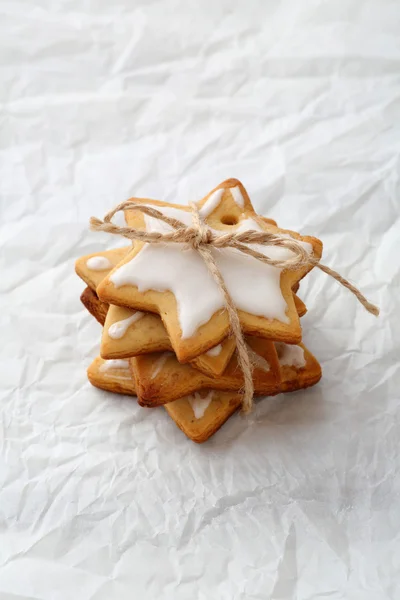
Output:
1,1,399,598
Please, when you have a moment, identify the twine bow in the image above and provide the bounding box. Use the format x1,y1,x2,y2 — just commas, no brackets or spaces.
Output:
90,199,379,413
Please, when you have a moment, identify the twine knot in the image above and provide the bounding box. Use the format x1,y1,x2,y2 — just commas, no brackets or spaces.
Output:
186,226,213,249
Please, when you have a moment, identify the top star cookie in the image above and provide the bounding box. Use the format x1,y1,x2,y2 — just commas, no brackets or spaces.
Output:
97,179,322,362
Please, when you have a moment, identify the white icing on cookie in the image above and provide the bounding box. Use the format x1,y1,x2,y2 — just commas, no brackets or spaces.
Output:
86,256,112,271
151,352,171,380
108,311,145,339
99,359,130,372
188,391,214,419
110,203,312,338
275,343,306,368
230,185,245,208
206,344,223,357
199,189,224,218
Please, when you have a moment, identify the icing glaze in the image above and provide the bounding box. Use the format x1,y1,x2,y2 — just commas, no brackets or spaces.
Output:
108,311,145,339
86,256,112,271
188,391,214,419
199,189,224,218
276,343,306,368
110,202,312,338
230,185,245,208
206,344,223,357
99,359,130,372
151,352,171,379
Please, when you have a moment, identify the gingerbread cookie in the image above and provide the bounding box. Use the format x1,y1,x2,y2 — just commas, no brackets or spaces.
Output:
87,342,321,443
165,343,321,443
97,179,322,362
131,337,282,407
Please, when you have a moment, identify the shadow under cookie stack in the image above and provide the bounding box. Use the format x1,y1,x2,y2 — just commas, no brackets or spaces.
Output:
76,179,323,443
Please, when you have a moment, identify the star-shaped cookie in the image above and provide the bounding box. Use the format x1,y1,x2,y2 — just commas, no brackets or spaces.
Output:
131,337,282,406
165,343,321,442
87,342,321,443
97,179,322,362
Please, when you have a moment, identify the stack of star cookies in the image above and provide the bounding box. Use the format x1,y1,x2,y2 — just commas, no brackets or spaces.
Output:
76,179,323,443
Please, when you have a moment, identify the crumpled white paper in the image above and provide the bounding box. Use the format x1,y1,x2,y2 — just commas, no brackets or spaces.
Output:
1,1,399,598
